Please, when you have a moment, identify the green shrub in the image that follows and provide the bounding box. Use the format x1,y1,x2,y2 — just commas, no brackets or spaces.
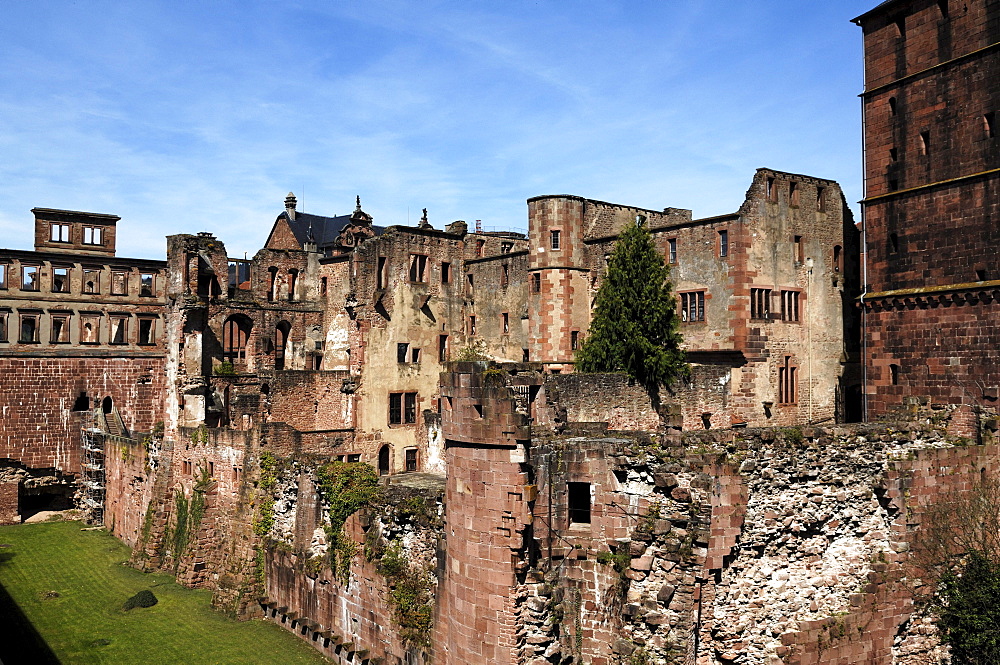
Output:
122,590,158,611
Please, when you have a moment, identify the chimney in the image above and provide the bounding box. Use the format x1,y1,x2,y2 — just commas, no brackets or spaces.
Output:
285,192,297,221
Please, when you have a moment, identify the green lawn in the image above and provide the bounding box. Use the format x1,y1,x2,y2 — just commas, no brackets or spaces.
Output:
0,519,330,665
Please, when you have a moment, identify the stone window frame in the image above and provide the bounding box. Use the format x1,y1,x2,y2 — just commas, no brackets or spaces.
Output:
20,264,40,292
780,289,802,323
404,447,418,472
388,391,418,426
438,334,448,362
82,267,101,294
110,270,129,296
50,312,72,344
531,272,541,294
0,262,7,290
0,309,8,342
137,316,157,346
397,342,409,363
778,356,798,405
570,329,579,351
475,239,485,257
287,269,299,301
679,290,706,323
766,177,777,202
567,481,592,526
408,253,429,283
549,229,562,251
500,263,509,287
789,181,800,207
501,312,509,335
793,236,804,264
468,315,477,336
440,261,451,284
667,238,677,265
500,241,513,254
51,265,71,293
19,311,40,344
718,229,729,258
50,223,71,243
82,225,103,246
139,272,155,297
750,288,772,321
109,314,130,345
80,312,102,344
817,186,827,212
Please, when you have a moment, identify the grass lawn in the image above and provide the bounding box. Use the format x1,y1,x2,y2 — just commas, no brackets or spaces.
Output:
0,519,330,665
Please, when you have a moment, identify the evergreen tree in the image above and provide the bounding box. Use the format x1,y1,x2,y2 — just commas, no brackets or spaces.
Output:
575,216,687,390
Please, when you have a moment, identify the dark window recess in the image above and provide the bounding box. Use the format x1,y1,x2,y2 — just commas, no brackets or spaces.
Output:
570,330,579,351
889,97,897,116
0,313,6,342
751,288,771,320
347,454,361,463
889,233,899,254
52,267,69,293
476,239,485,257
894,15,905,39
376,257,387,289
890,147,898,162
441,262,451,284
522,348,529,362
794,236,804,263
438,334,448,362
985,113,996,139
817,187,826,211
320,276,327,296
778,356,797,404
20,315,38,343
411,347,420,363
920,131,930,156
405,448,418,472
397,343,409,363
939,0,949,18
110,317,128,344
681,291,705,322
502,312,509,334
833,245,843,273
888,178,899,191
501,242,513,253
287,269,298,301
531,273,541,293
719,230,729,257
568,482,592,525
890,363,900,386
468,315,476,336
138,318,155,345
72,391,90,411
500,264,509,287
789,182,799,206
409,254,428,282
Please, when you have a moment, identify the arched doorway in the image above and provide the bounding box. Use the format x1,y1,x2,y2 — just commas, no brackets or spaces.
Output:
274,321,291,370
101,396,113,414
378,445,391,476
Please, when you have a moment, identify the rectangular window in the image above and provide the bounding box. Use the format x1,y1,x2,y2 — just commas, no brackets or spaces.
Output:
80,314,100,344
376,256,388,289
767,177,776,202
50,223,70,243
476,239,485,257
920,130,930,156
389,392,418,425
531,273,541,293
522,348,529,362
83,226,102,245
570,330,579,350
0,312,6,342
501,242,513,254
408,254,428,283
138,318,155,345
320,277,327,296
466,273,474,295
719,230,728,257
751,288,771,320
502,312,509,334
568,482,591,525
347,454,361,463
405,448,418,472
550,230,561,250
781,290,800,322
778,357,797,404
441,261,451,284
986,112,996,139
438,334,448,362
500,264,509,287
52,267,70,293
890,147,898,162
890,363,900,385
816,186,826,211
140,273,155,296
19,314,39,343
397,342,409,363
680,291,705,323
0,263,6,289
111,271,127,295
794,236,804,264
411,347,420,363
110,316,128,345
21,265,39,291
668,238,677,264
50,315,70,343
468,315,476,336
287,269,298,301
789,182,799,206
83,269,100,294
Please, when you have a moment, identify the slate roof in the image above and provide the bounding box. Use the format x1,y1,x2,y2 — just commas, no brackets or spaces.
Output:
281,211,385,250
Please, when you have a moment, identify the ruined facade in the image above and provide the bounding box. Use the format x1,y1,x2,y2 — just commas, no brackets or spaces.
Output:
0,208,167,524
854,0,1000,418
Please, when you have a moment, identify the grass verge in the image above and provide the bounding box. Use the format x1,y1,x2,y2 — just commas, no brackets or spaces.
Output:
0,520,329,665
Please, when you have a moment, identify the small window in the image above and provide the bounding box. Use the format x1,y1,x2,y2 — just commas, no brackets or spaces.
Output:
376,257,388,289
267,267,278,301
19,314,39,343
83,269,100,294
890,147,898,162
568,482,591,525
500,264,509,287
233,467,241,483
409,254,428,283
110,316,128,345
781,290,800,322
183,461,192,475
570,330,579,351
389,392,418,425
208,461,215,477
550,230,561,250
888,178,899,191
138,318,155,345
347,454,361,463
140,273,155,296
531,273,541,293
985,112,996,139
890,363,900,386
778,356,797,404
411,347,420,363
502,312,509,334
405,448,418,472
441,261,451,284
667,238,677,264
833,245,843,273
766,177,776,202
50,315,70,343
0,263,6,289
50,223,70,243
0,312,6,342
80,315,100,344
889,232,899,254
816,186,826,211
751,288,771,320
681,291,705,323
894,15,905,39
111,271,128,296
82,226,103,245
52,267,69,293
522,348,529,362
320,276,327,296
501,242,513,254
789,182,799,206
287,269,298,301
468,315,476,336
718,230,728,257
794,236,804,264
438,334,448,362
476,239,485,257
397,343,409,363
938,0,948,18
920,131,930,156
466,273,474,294
889,97,897,116
21,265,39,291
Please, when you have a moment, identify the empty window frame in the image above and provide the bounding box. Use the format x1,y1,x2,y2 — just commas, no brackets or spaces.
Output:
567,482,591,525
531,273,541,293
570,330,579,351
83,269,100,294
919,130,930,156
408,254,428,283
80,314,101,344
228,261,251,290
938,0,949,18
138,317,156,345
680,291,705,323
347,454,361,463
0,311,6,342
441,261,451,284
468,315,477,336
718,230,729,258
50,223,70,243
267,267,278,301
411,347,420,363
52,267,70,293
789,181,800,206
21,265,39,291
501,241,513,253
985,112,996,139
817,186,827,211
893,15,906,39
389,392,418,425
287,269,298,301
780,290,800,322
500,263,509,287
397,342,409,363
890,363,900,385
889,232,900,254
109,316,129,345
50,314,70,343
0,263,6,289
222,316,252,361
794,236,804,264
466,273,474,294
766,177,777,202
502,312,510,334
140,273,155,296
19,313,39,343
833,245,843,273
475,239,485,257
889,97,898,116
550,230,561,250
405,448,418,472
667,238,677,264
751,288,772,320
320,276,327,296
82,226,103,245
111,271,128,295
778,356,797,404
182,461,192,475
890,147,898,162
438,334,448,362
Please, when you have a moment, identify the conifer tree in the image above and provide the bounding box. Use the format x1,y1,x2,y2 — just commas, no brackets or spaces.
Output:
575,216,687,390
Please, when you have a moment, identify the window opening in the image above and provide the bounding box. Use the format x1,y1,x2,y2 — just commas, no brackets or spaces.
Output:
751,288,772,320
920,131,930,156
409,254,428,283
501,263,509,287
889,233,899,254
890,147,898,162
320,277,327,296
20,314,39,343
441,261,451,284
0,263,6,289
405,448,418,472
890,363,900,386
468,315,476,336
223,316,252,362
681,291,705,322
111,271,127,295
794,236,804,263
51,315,69,343
389,392,418,425
287,269,298,301
888,178,899,191
0,312,6,342
398,343,409,363
50,223,70,243
550,230,561,250
52,267,69,293
476,239,485,257
267,267,278,301
719,230,728,257
570,330,579,351
378,445,390,476
789,182,799,206
778,356,797,404
411,347,420,363
502,312,509,334
501,242,513,254
568,482,591,525
110,316,128,344
985,112,996,139
274,321,290,370
531,273,541,293
21,265,39,291
833,245,843,273
140,273,154,296
466,273,474,294
668,238,677,264
138,318,155,345
781,290,800,322
438,334,448,362
81,315,100,344
889,97,897,116
816,186,826,211
82,226,102,245
894,15,905,39
347,454,361,463
766,177,776,202
522,348,529,362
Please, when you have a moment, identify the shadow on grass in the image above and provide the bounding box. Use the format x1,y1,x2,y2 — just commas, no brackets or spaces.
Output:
0,571,61,665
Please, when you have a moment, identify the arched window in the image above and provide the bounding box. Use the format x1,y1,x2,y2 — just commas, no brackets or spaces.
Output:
222,315,253,362
274,321,291,370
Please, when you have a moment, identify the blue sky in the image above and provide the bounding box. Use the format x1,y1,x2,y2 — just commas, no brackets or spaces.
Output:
0,1,877,260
